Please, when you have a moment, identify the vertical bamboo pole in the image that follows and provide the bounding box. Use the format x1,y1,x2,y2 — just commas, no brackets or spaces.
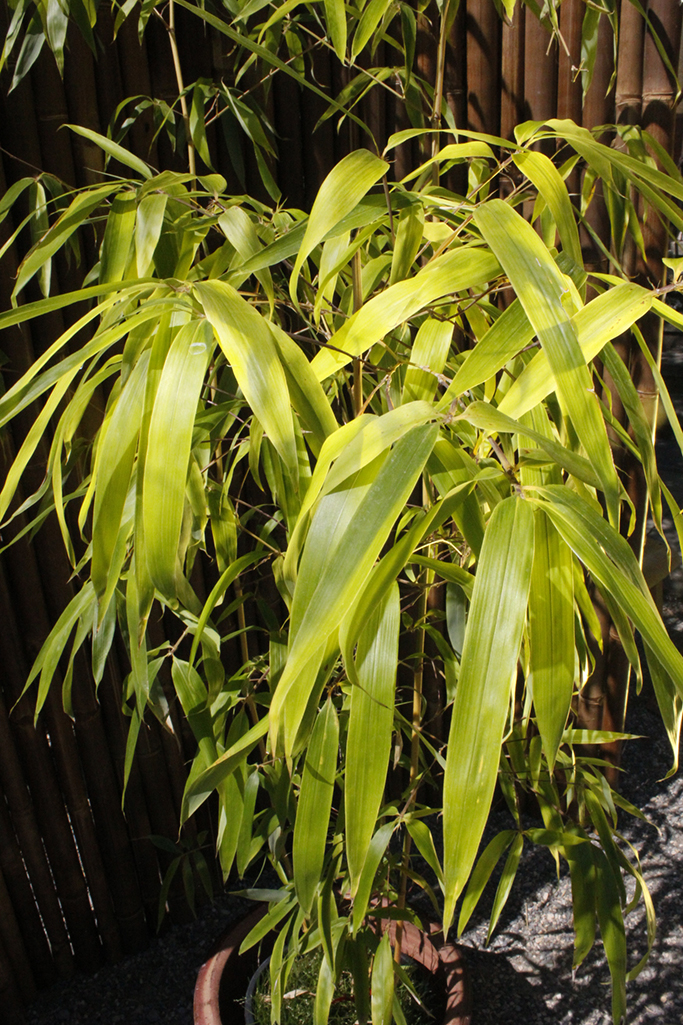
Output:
273,71,305,207
0,563,102,971
500,2,525,142
0,862,36,1005
97,655,161,929
442,0,467,195
69,664,149,953
0,926,25,1025
0,790,56,989
556,0,582,126
615,1,644,130
29,46,78,187
116,13,159,166
524,10,557,155
92,6,126,136
62,24,105,186
301,46,336,207
466,0,500,135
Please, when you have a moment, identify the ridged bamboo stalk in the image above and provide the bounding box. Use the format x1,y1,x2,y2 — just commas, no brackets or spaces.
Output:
69,662,149,954
466,0,500,135
0,926,25,1025
0,586,101,970
499,2,524,142
598,2,683,776
92,6,126,139
62,24,105,186
524,9,557,140
117,12,159,167
556,0,582,125
273,70,305,207
29,45,78,187
0,790,56,989
302,46,336,208
97,653,161,930
0,862,36,1004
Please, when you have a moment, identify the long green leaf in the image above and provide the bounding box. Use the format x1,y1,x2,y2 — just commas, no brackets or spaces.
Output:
13,183,120,299
290,150,389,303
195,280,298,477
528,509,574,770
499,282,652,420
292,698,339,915
312,247,501,380
345,583,399,893
475,200,619,524
533,486,683,696
65,124,154,179
271,423,438,755
143,320,211,602
443,496,535,927
91,350,149,598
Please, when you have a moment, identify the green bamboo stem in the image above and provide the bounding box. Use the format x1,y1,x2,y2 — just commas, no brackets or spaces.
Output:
167,0,196,176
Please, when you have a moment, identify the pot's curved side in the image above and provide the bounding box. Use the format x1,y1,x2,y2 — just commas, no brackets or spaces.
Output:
194,909,471,1025
194,906,267,1025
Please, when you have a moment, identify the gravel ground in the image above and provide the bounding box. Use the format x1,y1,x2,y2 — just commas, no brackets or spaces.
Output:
25,337,683,1025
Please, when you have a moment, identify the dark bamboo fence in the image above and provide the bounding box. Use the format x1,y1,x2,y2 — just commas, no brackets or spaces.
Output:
0,1,682,1017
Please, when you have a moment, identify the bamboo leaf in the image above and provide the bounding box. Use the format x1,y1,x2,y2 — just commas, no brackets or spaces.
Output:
195,280,298,477
487,833,524,943
65,124,154,179
293,698,339,915
528,510,574,770
353,821,395,934
352,0,392,59
474,200,619,524
459,401,601,489
271,423,438,755
499,283,653,419
99,190,136,283
324,0,347,60
438,299,534,408
135,192,167,275
181,715,270,822
533,486,683,697
402,317,453,404
457,829,516,935
443,496,535,927
345,583,399,892
594,847,627,1025
513,150,583,272
371,932,394,1025
91,351,149,598
290,150,389,304
143,320,212,602
13,183,120,299
312,247,501,380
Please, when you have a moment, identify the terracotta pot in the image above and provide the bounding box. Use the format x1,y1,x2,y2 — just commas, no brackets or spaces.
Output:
194,907,471,1025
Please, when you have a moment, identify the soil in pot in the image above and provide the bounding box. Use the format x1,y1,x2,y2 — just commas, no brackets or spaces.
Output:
246,948,445,1025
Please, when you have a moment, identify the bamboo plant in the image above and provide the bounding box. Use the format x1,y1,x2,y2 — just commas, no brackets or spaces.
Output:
2,3,683,1024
